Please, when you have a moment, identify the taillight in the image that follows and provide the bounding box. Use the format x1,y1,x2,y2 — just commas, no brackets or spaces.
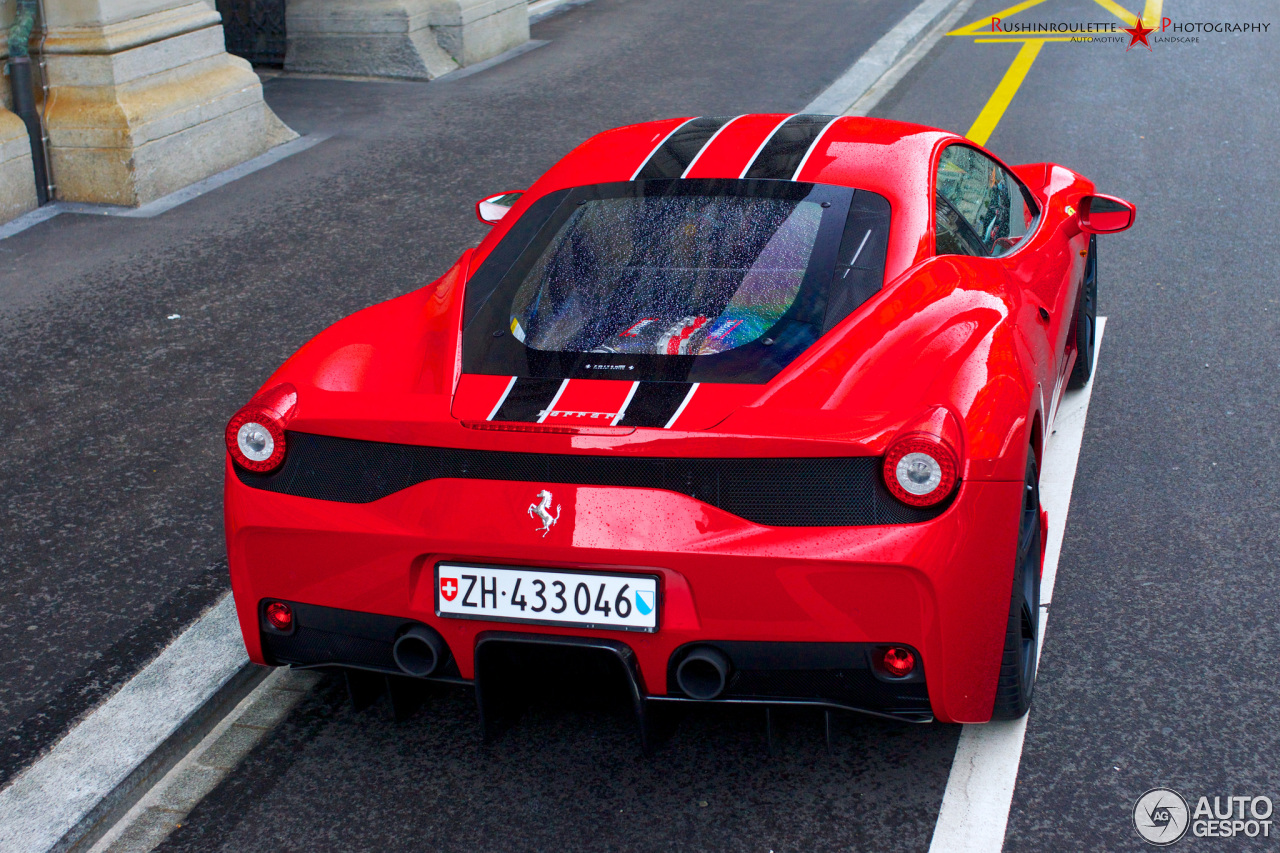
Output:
882,408,962,507
225,383,297,473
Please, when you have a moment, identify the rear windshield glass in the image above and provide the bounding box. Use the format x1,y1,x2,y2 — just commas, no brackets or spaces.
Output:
463,179,890,384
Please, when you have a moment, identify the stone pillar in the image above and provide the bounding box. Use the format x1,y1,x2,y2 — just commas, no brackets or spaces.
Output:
431,0,528,67
0,3,39,223
38,0,297,206
285,0,528,80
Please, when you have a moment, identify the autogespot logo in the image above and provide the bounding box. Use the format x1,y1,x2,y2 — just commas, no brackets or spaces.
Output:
1134,788,1277,844
1134,788,1190,846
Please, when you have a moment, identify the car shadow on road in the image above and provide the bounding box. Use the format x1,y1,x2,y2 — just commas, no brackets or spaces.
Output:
157,666,960,853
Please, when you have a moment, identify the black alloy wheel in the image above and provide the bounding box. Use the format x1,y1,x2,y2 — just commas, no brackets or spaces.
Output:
1066,235,1098,389
992,451,1043,719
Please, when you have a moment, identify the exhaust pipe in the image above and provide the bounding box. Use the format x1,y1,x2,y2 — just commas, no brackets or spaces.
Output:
675,646,731,700
393,625,447,677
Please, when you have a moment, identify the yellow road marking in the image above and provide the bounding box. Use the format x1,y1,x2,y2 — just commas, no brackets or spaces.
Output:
1091,0,1139,26
964,39,1046,146
952,0,1169,149
1142,0,1163,27
973,37,1077,42
948,0,1051,36
969,33,1092,38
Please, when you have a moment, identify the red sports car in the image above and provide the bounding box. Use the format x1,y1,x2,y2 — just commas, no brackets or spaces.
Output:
224,114,1134,735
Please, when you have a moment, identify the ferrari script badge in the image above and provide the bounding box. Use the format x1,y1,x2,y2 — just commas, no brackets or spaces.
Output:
527,489,561,537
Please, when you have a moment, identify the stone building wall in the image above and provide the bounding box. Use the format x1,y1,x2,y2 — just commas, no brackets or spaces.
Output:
38,0,297,206
0,0,531,224
285,0,529,80
0,1,40,223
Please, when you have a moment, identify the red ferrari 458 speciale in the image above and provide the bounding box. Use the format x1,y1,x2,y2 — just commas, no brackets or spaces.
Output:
224,114,1134,737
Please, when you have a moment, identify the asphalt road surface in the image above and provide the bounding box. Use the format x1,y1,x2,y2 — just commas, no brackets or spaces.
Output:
2,0,1278,850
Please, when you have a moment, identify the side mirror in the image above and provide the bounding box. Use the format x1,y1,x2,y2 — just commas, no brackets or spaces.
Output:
476,191,524,225
1078,194,1135,234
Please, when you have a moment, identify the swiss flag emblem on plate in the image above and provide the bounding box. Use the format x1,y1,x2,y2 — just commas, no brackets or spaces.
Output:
440,577,459,602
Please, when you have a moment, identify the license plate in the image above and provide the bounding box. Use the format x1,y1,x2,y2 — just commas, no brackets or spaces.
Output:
435,563,659,632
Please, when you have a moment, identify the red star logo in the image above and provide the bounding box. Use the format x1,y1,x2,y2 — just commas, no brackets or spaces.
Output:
1123,18,1155,51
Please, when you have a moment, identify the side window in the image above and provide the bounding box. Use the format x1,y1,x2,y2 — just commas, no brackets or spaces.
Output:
936,145,1037,257
823,190,891,332
935,194,985,257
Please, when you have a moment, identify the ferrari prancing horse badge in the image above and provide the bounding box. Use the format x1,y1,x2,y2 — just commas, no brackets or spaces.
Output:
528,489,561,536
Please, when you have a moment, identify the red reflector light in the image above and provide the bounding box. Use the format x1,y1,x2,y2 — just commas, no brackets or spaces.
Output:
882,646,916,678
265,601,293,631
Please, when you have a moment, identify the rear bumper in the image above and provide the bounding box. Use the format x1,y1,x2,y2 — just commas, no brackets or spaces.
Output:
225,459,1022,724
258,600,933,722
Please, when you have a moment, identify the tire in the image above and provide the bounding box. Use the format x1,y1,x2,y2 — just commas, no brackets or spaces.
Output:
1066,235,1098,390
991,451,1042,720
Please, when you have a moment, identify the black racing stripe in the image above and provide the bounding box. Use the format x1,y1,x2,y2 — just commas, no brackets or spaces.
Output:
492,378,564,422
635,116,735,180
743,114,837,180
615,382,693,428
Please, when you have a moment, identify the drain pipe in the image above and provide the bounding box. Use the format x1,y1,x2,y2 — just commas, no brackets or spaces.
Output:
7,0,49,204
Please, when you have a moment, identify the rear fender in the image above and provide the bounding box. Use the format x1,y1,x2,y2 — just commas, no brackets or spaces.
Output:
743,255,1034,481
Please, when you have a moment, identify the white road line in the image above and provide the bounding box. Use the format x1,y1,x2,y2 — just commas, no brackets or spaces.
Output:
0,594,252,853
928,318,1108,853
528,0,595,23
803,0,969,115
842,0,979,118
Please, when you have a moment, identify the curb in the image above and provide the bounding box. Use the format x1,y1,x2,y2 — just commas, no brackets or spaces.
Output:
0,134,329,242
87,668,322,853
804,0,967,115
0,594,261,853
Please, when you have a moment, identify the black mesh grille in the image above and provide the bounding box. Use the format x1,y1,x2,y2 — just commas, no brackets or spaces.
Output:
235,432,951,527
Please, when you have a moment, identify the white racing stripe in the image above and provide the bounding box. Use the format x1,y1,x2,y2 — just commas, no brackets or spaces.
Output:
927,318,1107,853
663,383,700,429
611,381,640,426
535,379,570,424
680,115,745,178
737,116,792,179
790,118,841,180
630,118,698,181
487,375,518,421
